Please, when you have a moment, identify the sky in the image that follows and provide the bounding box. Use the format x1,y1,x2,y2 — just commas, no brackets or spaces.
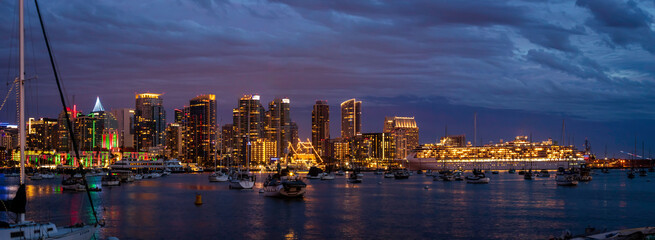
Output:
1,0,654,158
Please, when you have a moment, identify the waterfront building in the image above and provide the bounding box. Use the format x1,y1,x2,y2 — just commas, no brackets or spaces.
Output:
361,132,395,162
134,93,166,151
340,99,361,139
111,108,135,151
232,95,265,165
26,118,58,151
74,97,119,151
186,94,217,166
221,124,234,158
56,107,79,152
311,100,329,156
165,123,183,159
265,98,292,157
251,139,277,165
383,116,419,159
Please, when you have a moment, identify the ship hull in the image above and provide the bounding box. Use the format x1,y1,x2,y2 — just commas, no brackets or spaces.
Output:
405,157,584,171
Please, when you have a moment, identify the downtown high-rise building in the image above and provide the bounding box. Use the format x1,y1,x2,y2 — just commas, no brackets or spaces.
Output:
26,118,58,150
312,100,329,156
232,95,265,165
134,93,166,152
74,97,119,151
265,98,292,157
111,108,135,150
340,98,361,139
383,116,419,159
185,94,217,166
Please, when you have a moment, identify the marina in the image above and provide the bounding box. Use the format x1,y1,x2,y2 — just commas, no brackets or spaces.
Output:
1,169,654,239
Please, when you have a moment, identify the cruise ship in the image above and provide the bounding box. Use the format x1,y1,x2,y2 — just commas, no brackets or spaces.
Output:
405,136,584,171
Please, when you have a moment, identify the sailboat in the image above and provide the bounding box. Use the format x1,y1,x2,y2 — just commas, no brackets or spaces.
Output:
0,1,99,238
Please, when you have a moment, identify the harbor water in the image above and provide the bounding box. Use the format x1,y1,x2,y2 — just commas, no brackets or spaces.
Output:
1,170,654,239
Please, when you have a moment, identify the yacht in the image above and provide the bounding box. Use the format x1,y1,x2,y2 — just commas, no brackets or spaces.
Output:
466,170,490,184
164,159,186,173
208,171,229,182
101,174,120,186
556,167,578,186
347,172,363,183
263,169,307,198
229,170,256,189
383,171,394,178
393,169,411,179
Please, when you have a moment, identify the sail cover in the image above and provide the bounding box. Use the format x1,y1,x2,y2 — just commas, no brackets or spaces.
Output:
0,184,26,213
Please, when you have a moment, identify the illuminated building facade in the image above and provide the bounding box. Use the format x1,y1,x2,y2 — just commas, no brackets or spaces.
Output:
384,116,419,159
312,100,329,156
440,135,466,147
186,94,217,166
340,98,361,139
265,98,292,157
221,124,234,157
361,133,395,161
27,118,58,150
134,93,166,151
251,139,276,165
165,123,183,159
74,97,118,151
232,95,265,165
111,108,135,150
56,107,79,152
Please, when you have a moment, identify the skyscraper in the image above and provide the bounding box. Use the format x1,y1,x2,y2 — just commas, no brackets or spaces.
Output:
186,94,217,166
312,100,329,156
134,93,166,152
232,95,265,165
111,108,135,150
383,116,419,159
265,98,291,157
75,97,118,151
340,98,361,139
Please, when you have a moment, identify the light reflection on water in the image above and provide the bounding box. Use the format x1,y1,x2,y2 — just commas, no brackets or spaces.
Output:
0,170,653,239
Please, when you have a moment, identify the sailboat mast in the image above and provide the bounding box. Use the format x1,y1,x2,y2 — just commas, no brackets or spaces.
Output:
18,0,26,223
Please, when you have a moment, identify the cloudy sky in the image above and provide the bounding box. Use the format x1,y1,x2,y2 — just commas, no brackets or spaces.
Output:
1,0,654,157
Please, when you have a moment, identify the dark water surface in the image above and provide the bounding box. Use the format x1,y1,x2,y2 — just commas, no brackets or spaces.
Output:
1,170,654,240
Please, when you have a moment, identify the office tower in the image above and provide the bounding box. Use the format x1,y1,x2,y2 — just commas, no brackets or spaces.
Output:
311,100,329,156
265,98,292,157
340,99,361,139
134,93,166,151
361,133,395,160
221,124,234,158
232,95,265,165
383,116,419,159
75,97,118,151
56,107,78,152
251,139,277,165
186,94,217,166
26,118,58,150
165,123,183,159
111,108,135,150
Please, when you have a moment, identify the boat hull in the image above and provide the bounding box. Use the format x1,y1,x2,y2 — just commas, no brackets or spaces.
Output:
263,184,306,198
0,222,98,240
405,156,584,171
229,180,254,189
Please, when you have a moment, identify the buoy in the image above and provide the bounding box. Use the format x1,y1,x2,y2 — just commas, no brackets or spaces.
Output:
259,189,264,193
195,193,202,205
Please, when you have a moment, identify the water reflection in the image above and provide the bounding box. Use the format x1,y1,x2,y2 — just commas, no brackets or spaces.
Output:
1,171,653,239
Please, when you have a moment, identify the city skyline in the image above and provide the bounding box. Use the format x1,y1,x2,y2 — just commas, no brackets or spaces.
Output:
0,0,654,157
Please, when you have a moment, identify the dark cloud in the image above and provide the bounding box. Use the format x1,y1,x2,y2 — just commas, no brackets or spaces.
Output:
576,0,655,53
0,0,653,155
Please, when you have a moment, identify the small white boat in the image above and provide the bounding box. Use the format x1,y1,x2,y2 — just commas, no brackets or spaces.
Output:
383,171,394,178
134,174,143,180
347,172,363,183
537,169,550,178
229,172,256,189
263,171,306,198
373,169,384,175
62,176,86,191
335,170,345,176
30,173,43,180
465,171,490,184
556,175,578,186
101,175,121,186
320,172,335,180
42,172,55,179
209,172,229,182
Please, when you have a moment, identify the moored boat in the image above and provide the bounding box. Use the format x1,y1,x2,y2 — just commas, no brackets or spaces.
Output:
393,169,410,179
263,169,307,198
466,169,490,184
